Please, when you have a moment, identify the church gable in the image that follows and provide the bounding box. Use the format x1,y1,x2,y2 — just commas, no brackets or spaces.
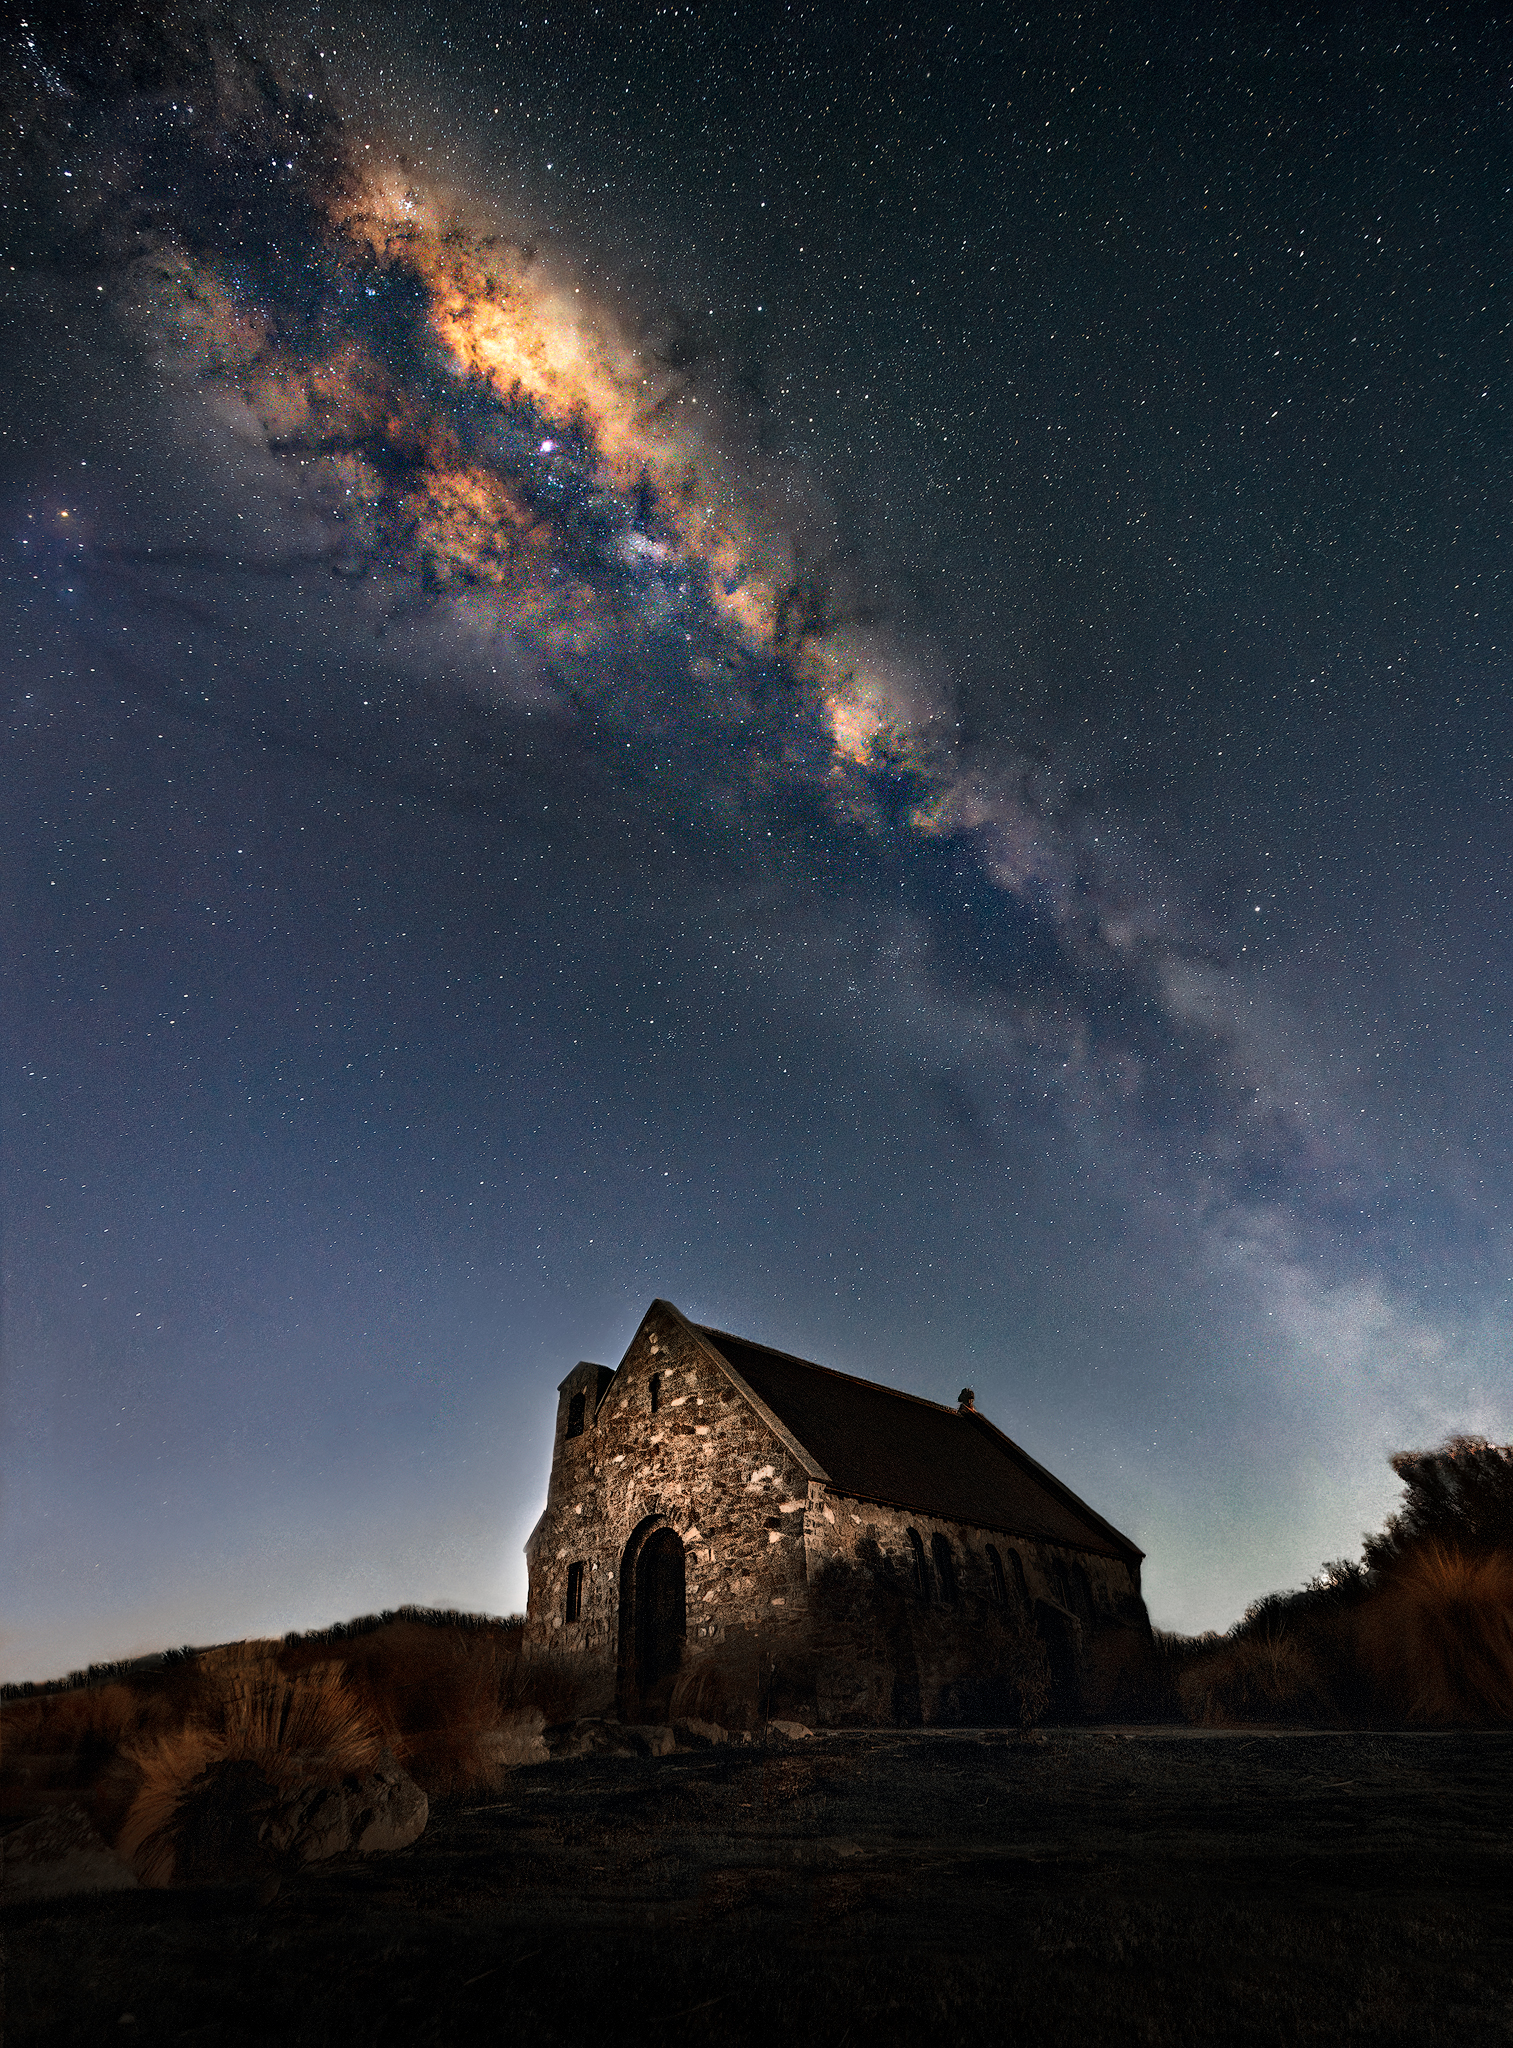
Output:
524,1300,822,1698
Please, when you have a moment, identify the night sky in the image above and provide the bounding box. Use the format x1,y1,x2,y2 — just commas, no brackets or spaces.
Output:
3,1,1508,1681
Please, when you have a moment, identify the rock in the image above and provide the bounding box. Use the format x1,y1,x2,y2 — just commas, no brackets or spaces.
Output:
554,1718,616,1757
165,1751,427,1884
476,1708,549,1770
3,1804,139,1898
267,1752,428,1862
622,1724,677,1757
266,1782,349,1864
673,1717,728,1749
767,1718,816,1741
349,1754,428,1855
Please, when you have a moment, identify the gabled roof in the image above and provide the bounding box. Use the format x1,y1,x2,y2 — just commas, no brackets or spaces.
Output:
678,1309,1140,1562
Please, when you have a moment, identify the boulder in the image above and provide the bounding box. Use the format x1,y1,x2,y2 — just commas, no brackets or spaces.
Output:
622,1724,677,1757
475,1708,549,1771
266,1751,428,1861
673,1717,728,1749
4,1804,139,1898
553,1718,626,1757
767,1718,816,1742
161,1750,427,1884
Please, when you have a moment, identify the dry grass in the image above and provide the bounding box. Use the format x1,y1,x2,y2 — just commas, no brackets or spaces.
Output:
283,1618,587,1793
3,1680,157,1779
1359,1545,1513,1725
113,1726,229,1885
1,1608,582,1880
218,1655,383,1783
1174,1628,1340,1728
115,1651,385,1883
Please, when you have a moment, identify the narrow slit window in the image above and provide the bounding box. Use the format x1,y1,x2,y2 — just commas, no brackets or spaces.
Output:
1071,1564,1095,1624
649,1373,662,1414
986,1545,1008,1607
566,1391,586,1439
907,1527,929,1602
931,1532,958,1607
1006,1548,1029,1607
566,1561,585,1622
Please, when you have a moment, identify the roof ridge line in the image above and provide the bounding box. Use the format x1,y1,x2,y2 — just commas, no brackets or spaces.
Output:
694,1323,964,1419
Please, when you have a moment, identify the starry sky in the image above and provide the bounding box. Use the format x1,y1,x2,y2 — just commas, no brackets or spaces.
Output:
2,0,1508,1681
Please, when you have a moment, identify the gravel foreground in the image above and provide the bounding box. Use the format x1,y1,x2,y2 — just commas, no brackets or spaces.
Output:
6,1728,1511,2046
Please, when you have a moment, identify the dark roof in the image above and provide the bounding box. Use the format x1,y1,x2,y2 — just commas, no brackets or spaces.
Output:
695,1321,1140,1560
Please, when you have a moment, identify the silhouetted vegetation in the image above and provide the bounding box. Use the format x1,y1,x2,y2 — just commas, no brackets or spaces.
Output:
0,1608,595,1876
1129,1436,1513,1727
1365,1436,1513,1569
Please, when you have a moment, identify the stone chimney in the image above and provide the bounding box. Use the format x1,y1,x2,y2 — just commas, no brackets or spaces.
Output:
958,1387,976,1415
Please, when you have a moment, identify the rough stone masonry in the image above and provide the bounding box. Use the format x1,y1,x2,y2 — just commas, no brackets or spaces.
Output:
524,1299,1151,1726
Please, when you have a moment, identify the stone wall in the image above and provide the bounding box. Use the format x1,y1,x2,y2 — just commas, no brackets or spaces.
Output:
799,1494,1147,1725
524,1302,819,1715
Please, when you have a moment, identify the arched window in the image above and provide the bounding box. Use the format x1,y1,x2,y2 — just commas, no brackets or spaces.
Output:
1005,1548,1029,1607
985,1545,1008,1606
649,1373,662,1414
906,1527,930,1601
566,1391,586,1439
565,1561,585,1622
1070,1564,1095,1626
931,1533,958,1607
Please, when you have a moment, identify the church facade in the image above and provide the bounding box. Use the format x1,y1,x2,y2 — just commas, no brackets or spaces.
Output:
523,1298,1149,1726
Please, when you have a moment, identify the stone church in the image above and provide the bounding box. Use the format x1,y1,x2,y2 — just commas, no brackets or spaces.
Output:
524,1298,1149,1726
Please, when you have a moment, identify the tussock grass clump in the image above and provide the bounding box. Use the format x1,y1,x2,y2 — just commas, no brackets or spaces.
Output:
286,1617,576,1794
117,1653,385,1883
1360,1544,1513,1725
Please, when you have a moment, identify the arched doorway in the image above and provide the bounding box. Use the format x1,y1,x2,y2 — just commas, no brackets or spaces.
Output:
617,1518,686,1720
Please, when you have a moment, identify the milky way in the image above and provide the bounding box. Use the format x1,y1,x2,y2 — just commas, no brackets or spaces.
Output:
12,9,1368,1222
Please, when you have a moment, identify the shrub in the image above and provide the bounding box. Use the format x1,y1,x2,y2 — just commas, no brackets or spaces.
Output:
1364,1438,1513,1573
1359,1544,1513,1725
116,1654,384,1883
1173,1628,1339,1728
1160,1439,1513,1731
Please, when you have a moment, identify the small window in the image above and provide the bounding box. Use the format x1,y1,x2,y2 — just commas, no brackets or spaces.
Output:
1005,1547,1029,1607
565,1561,585,1622
906,1527,930,1601
931,1532,958,1607
649,1373,662,1414
1070,1564,1095,1625
565,1391,586,1439
985,1545,1008,1607
1051,1559,1076,1613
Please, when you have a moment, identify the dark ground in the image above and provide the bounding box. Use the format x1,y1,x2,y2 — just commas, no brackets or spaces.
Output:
5,1729,1512,2046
